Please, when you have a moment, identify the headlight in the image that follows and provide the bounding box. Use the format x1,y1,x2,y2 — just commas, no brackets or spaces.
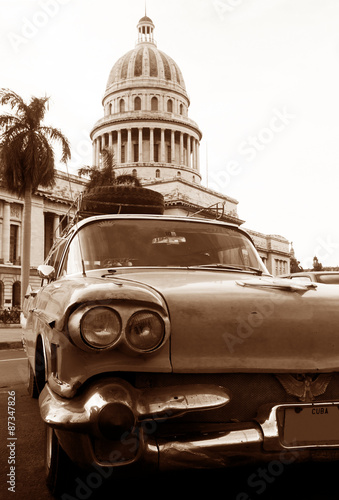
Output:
81,307,121,349
125,311,165,352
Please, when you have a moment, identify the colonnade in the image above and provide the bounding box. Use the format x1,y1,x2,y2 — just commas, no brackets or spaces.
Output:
92,127,200,171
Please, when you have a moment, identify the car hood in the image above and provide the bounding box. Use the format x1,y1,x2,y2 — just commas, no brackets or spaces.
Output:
109,269,339,373
34,269,339,373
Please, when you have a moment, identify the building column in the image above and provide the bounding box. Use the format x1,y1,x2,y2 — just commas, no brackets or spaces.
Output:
92,140,96,166
160,128,165,163
180,132,184,165
196,140,200,172
53,215,60,240
150,128,154,162
192,138,196,170
117,130,121,164
171,130,175,163
97,137,101,166
127,128,132,163
2,203,10,263
138,128,143,162
108,131,113,149
187,135,191,168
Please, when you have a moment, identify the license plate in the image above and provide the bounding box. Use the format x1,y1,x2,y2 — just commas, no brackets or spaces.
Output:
283,405,339,447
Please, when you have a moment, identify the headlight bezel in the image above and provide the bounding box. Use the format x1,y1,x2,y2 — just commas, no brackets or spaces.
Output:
80,306,122,350
125,310,166,353
68,303,169,354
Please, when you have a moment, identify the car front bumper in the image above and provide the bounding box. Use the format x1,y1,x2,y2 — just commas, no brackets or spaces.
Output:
39,378,339,470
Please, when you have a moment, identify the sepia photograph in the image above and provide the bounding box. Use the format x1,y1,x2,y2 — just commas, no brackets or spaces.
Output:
1,0,339,498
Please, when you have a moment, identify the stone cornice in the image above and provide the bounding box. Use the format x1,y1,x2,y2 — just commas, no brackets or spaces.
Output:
90,112,202,139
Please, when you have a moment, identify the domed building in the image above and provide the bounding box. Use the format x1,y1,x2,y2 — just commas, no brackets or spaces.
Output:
91,16,201,183
90,15,242,225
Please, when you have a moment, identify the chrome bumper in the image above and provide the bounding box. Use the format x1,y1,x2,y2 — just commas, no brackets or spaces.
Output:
39,379,339,469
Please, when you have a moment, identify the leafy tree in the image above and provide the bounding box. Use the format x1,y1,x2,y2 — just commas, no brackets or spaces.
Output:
312,256,323,271
290,256,303,273
0,89,71,304
78,147,141,190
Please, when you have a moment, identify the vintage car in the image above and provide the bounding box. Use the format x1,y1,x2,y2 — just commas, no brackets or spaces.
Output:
280,271,339,285
22,213,339,494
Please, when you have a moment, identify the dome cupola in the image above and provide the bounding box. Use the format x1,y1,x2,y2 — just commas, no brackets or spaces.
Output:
137,15,155,44
90,15,202,186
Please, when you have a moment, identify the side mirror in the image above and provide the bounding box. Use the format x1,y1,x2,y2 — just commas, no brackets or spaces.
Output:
37,264,55,280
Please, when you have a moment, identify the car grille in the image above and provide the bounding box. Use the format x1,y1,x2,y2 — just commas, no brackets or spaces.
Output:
134,372,339,424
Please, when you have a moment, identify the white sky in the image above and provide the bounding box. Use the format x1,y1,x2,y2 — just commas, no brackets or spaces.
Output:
1,0,339,268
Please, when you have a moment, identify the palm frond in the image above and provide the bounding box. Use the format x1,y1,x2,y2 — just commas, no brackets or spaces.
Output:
39,126,71,163
0,89,28,116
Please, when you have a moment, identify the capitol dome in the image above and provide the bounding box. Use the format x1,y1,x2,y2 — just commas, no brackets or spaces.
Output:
91,15,202,185
106,45,186,92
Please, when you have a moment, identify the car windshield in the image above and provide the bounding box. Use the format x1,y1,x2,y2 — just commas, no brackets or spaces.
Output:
61,219,268,275
317,274,339,284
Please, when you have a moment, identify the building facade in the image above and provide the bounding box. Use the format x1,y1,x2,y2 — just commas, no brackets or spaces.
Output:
0,15,290,309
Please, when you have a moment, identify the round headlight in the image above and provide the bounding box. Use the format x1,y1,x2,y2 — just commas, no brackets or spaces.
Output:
126,311,165,352
81,307,121,349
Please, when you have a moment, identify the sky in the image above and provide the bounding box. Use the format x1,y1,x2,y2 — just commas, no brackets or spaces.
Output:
1,0,339,269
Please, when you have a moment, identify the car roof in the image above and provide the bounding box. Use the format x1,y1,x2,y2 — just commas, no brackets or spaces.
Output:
64,213,254,241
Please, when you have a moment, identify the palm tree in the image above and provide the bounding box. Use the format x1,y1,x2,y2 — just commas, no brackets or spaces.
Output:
0,89,71,305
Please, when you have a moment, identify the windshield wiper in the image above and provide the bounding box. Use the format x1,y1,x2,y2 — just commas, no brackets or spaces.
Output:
188,264,263,275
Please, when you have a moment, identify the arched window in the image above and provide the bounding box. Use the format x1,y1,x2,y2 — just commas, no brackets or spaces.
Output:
109,103,113,114
179,103,183,115
12,281,21,308
134,96,141,111
177,171,181,177
120,99,125,113
151,96,158,111
167,99,173,112
155,169,160,178
132,169,137,177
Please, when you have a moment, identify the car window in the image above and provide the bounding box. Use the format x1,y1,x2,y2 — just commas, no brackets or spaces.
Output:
317,274,339,284
290,276,312,283
46,238,68,275
60,219,268,276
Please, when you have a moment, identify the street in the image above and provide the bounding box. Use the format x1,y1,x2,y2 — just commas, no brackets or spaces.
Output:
1,349,339,499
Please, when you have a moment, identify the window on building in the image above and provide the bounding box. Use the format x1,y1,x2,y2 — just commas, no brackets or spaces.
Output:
155,169,160,178
120,99,125,113
167,146,172,163
179,103,183,115
10,225,18,264
12,281,21,308
134,143,139,162
132,169,137,177
177,171,181,177
167,99,173,112
121,145,126,163
154,144,159,162
134,96,141,111
151,97,158,111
